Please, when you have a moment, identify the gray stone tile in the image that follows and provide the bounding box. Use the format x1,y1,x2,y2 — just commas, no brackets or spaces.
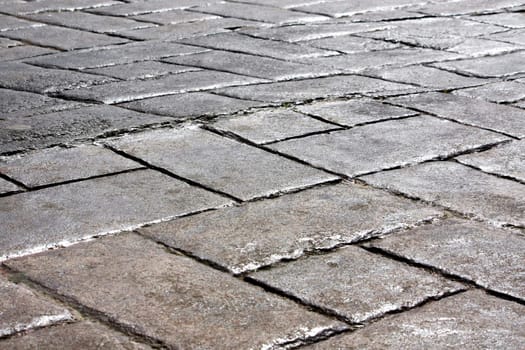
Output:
514,99,525,108
0,38,20,48
191,2,328,25
483,28,525,46
0,178,21,194
250,246,464,323
456,140,525,182
140,182,442,274
369,219,525,300
445,38,522,57
0,45,57,62
471,12,525,29
453,81,525,103
0,276,73,337
108,127,337,201
229,0,328,8
4,234,348,349
164,50,339,81
0,145,141,188
389,92,525,138
27,41,206,70
361,161,525,227
0,321,152,349
131,9,218,25
334,8,426,22
90,0,219,16
2,0,117,15
295,0,430,17
212,108,336,144
307,290,525,349
121,92,266,119
434,51,525,78
0,169,229,259
0,88,79,118
85,61,200,80
178,32,336,60
368,65,487,89
61,70,266,104
0,14,45,32
216,75,422,103
296,98,416,127
270,116,507,177
0,105,172,154
2,25,127,51
415,0,525,16
307,35,400,53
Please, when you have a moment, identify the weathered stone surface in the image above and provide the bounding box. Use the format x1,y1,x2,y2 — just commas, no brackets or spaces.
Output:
121,92,265,119
361,161,525,227
0,178,20,194
60,70,265,104
0,145,141,188
2,25,127,51
2,0,117,15
0,38,20,48
335,8,426,22
140,182,441,273
484,28,525,46
131,9,218,25
216,75,421,103
0,45,57,62
445,38,521,57
212,109,336,144
296,98,416,126
414,0,525,16
453,81,525,103
90,0,219,16
456,140,525,182
0,88,79,118
435,51,525,78
270,116,508,177
28,41,206,70
164,50,339,81
307,35,400,53
0,14,44,32
308,290,525,349
85,61,199,80
4,234,348,349
108,127,337,201
295,0,430,17
369,219,525,300
0,321,151,349
179,32,336,60
472,12,525,28
389,92,525,138
0,170,229,259
0,105,172,154
0,276,73,337
369,65,486,89
250,246,463,323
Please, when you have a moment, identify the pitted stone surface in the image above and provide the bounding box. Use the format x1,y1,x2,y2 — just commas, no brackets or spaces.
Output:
453,81,525,103
139,182,442,274
307,290,525,349
0,89,79,119
4,234,348,349
389,92,525,138
108,127,337,200
295,0,431,18
250,246,464,323
0,178,21,195
85,61,200,81
0,145,140,188
0,45,57,62
90,0,221,17
472,12,525,28
445,38,521,57
483,29,525,46
369,219,525,300
307,35,400,53
361,161,525,227
456,140,525,182
0,14,45,32
269,116,508,177
435,51,525,78
212,109,336,144
0,276,73,337
1,0,118,15
131,9,218,25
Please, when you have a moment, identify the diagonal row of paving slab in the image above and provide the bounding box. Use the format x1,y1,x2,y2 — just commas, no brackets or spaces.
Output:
1,0,525,348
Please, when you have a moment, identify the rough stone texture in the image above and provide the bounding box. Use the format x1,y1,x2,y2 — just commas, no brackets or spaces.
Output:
4,234,348,349
472,12,525,29
0,45,57,62
296,98,416,127
414,0,525,16
164,50,339,81
0,170,229,259
453,81,525,103
0,145,141,188
250,246,464,323
369,219,525,300
269,116,508,177
0,105,172,154
0,14,45,32
60,70,266,104
307,35,400,53
1,0,118,15
361,161,525,227
0,88,79,119
0,178,21,194
456,140,525,182
389,92,525,138
139,182,442,274
216,75,422,103
108,127,337,201
121,92,266,119
0,321,152,349
307,290,525,349
445,38,521,57
131,9,218,25
295,0,431,18
435,51,525,78
482,28,525,46
89,0,221,17
85,61,200,80
0,276,73,337
212,109,337,144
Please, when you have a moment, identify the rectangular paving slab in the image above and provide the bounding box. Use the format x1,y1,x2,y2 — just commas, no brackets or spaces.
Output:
250,246,463,323
107,127,337,201
389,92,525,138
361,161,525,227
0,88,79,119
307,290,525,349
0,169,230,260
84,61,200,81
453,81,525,103
4,233,348,349
89,0,220,16
2,0,118,15
295,0,429,17
0,178,20,194
131,9,218,25
0,44,57,62
269,115,508,177
139,182,442,274
368,219,525,301
434,51,525,78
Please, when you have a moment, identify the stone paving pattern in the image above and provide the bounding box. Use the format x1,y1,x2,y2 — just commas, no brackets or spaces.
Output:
0,0,524,348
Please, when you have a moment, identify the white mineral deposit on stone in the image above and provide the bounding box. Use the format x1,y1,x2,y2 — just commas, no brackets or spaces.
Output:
0,313,73,337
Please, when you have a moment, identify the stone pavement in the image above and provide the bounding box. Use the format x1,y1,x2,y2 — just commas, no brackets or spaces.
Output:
0,0,524,348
